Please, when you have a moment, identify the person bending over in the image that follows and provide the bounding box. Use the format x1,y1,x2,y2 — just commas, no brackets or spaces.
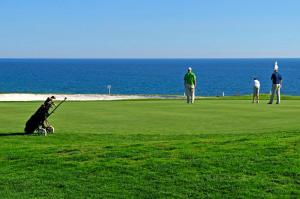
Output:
252,77,260,103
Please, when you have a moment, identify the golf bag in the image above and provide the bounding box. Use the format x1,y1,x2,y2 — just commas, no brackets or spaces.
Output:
24,97,67,135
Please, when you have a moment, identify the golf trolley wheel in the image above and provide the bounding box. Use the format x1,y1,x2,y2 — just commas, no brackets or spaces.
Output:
37,128,47,136
46,126,55,134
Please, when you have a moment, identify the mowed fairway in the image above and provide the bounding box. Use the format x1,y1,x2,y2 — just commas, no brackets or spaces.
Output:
0,99,299,198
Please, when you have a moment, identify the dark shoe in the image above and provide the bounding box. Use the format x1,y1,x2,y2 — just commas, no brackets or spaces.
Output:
267,102,272,104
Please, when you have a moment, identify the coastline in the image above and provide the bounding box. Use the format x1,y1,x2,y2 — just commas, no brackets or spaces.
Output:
1,93,299,102
0,93,183,101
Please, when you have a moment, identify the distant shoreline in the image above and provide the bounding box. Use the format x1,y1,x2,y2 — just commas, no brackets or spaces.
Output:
0,93,183,101
1,93,300,102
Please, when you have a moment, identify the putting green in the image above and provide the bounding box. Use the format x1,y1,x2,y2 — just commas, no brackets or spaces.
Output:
0,99,299,198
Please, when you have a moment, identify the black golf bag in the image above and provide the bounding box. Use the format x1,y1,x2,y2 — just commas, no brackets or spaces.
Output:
24,97,66,135
24,105,50,134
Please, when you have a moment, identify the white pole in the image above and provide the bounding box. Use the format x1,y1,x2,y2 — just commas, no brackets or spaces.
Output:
107,85,112,95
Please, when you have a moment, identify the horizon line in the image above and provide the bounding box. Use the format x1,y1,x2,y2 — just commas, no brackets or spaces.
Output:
1,57,300,59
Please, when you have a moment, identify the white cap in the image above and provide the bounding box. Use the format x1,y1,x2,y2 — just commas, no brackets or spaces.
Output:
188,67,192,71
274,61,279,71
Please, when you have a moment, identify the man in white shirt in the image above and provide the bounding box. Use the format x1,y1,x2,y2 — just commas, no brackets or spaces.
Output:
253,77,260,103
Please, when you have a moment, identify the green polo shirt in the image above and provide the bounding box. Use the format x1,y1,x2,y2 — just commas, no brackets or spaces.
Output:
184,72,196,85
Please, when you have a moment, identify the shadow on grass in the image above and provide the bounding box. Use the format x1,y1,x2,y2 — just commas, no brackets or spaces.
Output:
0,132,25,137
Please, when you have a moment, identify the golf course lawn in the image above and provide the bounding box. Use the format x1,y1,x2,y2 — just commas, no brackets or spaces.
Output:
0,99,299,198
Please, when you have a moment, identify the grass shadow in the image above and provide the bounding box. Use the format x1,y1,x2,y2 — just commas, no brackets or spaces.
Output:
0,132,25,137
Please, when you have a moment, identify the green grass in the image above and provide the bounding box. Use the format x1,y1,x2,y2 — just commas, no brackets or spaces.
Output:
0,99,299,198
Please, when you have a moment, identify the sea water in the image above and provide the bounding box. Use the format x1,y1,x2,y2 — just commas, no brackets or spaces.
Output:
0,58,299,96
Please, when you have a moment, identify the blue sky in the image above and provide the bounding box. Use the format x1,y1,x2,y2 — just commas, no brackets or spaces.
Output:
0,0,300,58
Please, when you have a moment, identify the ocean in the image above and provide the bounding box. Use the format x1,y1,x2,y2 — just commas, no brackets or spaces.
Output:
0,58,299,96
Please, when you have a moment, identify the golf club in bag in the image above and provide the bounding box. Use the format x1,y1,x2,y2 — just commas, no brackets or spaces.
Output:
24,97,67,135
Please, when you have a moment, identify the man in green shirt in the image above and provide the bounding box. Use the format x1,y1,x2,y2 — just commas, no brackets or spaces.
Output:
184,67,197,104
